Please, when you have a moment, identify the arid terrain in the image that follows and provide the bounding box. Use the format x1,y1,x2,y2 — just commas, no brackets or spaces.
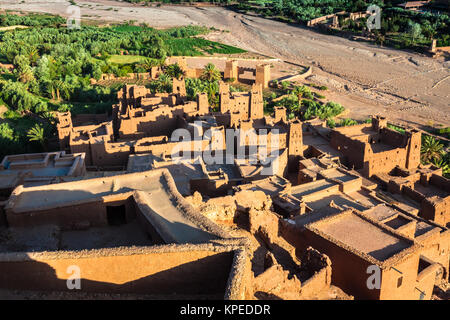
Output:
2,0,450,128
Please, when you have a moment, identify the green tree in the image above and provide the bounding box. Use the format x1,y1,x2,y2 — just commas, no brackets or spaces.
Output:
407,22,422,43
431,157,449,177
165,63,185,80
421,135,444,164
200,63,221,82
27,123,46,150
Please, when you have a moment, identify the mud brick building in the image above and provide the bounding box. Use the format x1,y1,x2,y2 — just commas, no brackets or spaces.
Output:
282,209,443,300
329,116,421,177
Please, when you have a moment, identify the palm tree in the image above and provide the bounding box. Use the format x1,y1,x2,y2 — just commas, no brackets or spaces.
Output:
26,48,40,66
27,124,46,150
292,85,310,99
156,74,172,93
421,135,444,164
165,63,185,80
200,63,221,82
18,68,35,83
137,58,159,72
432,157,449,177
49,80,70,101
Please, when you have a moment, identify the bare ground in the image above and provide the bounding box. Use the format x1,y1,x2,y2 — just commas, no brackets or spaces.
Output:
2,0,450,127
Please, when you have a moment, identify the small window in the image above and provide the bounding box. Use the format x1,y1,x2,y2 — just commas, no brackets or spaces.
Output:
397,276,403,288
106,205,127,226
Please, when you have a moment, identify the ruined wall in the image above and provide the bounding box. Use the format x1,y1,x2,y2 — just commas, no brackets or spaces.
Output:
430,174,450,192
297,247,332,298
330,130,367,169
282,224,381,299
90,142,131,168
118,107,182,138
380,127,407,147
0,249,234,297
5,192,136,229
417,229,450,281
402,185,426,203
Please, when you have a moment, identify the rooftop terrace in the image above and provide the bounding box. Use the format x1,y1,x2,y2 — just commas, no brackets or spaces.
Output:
310,210,413,261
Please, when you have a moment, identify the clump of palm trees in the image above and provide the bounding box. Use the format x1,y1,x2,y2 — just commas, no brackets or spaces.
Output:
421,135,449,177
27,123,47,151
200,63,221,82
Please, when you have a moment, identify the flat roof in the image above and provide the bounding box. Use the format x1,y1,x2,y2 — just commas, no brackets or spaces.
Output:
0,152,84,189
290,179,337,199
310,211,412,261
127,154,204,196
321,168,359,183
6,169,228,244
364,204,443,238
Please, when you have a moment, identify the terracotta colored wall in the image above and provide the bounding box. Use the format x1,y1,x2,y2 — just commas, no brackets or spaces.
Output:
364,148,407,177
6,201,107,228
300,264,331,297
88,143,131,168
330,131,366,169
379,253,420,300
0,251,234,296
283,226,381,299
421,196,450,226
430,174,450,192
419,231,450,281
402,185,426,203
6,195,136,229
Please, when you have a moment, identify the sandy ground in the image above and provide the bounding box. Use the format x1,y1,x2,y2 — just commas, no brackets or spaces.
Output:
2,0,450,127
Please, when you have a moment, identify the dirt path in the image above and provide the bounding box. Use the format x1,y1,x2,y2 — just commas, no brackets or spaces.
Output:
2,0,449,127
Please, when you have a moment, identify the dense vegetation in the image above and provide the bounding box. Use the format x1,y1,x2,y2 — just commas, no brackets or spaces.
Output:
266,82,345,121
0,13,244,159
340,7,450,49
122,0,450,50
237,1,450,50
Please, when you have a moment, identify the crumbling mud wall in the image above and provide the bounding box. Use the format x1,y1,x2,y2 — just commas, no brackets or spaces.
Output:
0,244,248,299
252,247,332,300
297,247,332,298
284,223,382,299
5,189,136,229
330,118,421,177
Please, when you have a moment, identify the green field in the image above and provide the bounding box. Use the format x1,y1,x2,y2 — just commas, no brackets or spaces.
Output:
107,55,148,64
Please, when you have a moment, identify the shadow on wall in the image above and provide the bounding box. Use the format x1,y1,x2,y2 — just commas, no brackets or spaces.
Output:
0,252,234,298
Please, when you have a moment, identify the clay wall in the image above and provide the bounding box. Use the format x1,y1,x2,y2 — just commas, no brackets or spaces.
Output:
298,248,332,297
402,185,426,203
421,196,450,226
378,252,420,300
90,142,131,167
380,127,407,147
430,174,450,192
364,148,408,177
417,229,450,281
255,64,271,89
5,192,136,229
0,249,234,297
330,130,366,169
72,113,109,126
289,226,382,299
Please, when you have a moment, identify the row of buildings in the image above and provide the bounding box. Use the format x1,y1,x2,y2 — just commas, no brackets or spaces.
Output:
0,73,448,299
